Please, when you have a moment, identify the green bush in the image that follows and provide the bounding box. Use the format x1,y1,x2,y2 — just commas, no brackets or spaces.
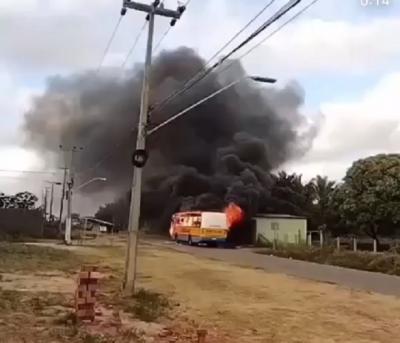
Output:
256,246,400,276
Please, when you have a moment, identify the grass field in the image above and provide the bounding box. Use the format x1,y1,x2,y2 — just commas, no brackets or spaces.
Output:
1,239,400,342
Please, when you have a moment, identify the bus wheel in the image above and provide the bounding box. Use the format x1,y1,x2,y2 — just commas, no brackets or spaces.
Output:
174,234,179,243
188,235,193,246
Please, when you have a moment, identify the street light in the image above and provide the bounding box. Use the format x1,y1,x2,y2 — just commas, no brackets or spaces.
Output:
64,177,106,245
147,75,276,136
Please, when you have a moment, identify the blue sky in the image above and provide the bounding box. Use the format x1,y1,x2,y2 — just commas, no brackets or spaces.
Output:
0,0,399,213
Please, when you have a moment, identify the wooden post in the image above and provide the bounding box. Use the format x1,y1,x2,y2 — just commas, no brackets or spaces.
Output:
353,237,357,252
319,230,323,247
373,239,377,253
336,237,340,251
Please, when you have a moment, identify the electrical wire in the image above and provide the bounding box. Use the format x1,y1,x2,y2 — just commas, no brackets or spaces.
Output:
121,20,148,69
149,0,297,116
0,169,58,174
78,0,319,176
153,26,171,53
202,0,276,72
97,15,124,72
148,0,321,135
76,133,133,178
218,0,321,76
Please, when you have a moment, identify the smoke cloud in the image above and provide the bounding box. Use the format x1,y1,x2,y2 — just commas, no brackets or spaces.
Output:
23,47,317,226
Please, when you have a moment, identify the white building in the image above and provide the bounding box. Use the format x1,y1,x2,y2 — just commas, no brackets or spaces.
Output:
253,214,307,245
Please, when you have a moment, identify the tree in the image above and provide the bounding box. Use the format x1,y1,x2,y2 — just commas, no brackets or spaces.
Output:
267,171,314,216
0,191,38,209
332,154,400,243
308,175,336,230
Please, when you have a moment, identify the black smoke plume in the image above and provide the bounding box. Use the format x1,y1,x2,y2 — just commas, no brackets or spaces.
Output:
24,47,317,229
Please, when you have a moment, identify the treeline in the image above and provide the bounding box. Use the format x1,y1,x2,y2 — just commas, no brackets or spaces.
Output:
0,191,38,209
95,154,400,241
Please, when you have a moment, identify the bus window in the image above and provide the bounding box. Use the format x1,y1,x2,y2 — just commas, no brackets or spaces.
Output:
193,217,201,227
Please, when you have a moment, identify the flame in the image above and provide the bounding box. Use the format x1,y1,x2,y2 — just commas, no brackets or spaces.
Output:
224,203,244,229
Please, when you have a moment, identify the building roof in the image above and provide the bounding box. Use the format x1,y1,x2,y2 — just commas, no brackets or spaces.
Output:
82,217,114,227
254,213,307,220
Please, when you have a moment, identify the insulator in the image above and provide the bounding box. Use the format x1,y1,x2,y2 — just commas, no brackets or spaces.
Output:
177,5,186,14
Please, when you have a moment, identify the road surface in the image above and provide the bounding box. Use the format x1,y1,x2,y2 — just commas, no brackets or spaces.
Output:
150,239,400,297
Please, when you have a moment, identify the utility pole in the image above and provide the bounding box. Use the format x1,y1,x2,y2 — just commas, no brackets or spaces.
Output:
121,0,186,294
43,187,49,221
49,183,54,220
60,145,83,244
58,167,68,234
45,181,62,222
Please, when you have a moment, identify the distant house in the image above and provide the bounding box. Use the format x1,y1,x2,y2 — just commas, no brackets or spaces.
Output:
82,217,114,233
253,214,307,245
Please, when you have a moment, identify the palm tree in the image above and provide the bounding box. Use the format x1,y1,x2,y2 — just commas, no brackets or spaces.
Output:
309,175,336,229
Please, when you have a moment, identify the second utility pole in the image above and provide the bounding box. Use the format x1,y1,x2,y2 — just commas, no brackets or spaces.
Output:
122,0,185,294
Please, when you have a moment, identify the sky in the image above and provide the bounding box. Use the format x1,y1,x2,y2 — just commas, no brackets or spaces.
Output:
0,0,399,213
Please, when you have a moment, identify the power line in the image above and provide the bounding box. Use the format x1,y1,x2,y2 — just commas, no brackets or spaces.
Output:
0,169,58,174
121,20,148,69
201,0,276,72
77,1,188,177
219,0,321,76
153,26,171,53
77,0,318,178
97,14,124,72
149,0,298,116
149,0,321,133
77,133,133,178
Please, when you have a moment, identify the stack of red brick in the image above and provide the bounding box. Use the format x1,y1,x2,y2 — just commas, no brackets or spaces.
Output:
75,266,100,321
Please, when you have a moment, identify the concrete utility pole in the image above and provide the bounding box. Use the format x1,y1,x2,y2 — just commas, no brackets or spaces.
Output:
58,167,68,233
60,145,83,245
121,0,186,294
43,187,49,221
45,181,62,221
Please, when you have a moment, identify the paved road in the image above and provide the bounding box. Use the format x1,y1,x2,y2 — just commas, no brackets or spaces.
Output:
150,240,400,297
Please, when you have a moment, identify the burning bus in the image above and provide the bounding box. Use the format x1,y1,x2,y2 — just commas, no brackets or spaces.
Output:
169,203,244,246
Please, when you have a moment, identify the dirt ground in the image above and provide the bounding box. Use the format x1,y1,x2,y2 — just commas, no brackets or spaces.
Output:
1,239,400,342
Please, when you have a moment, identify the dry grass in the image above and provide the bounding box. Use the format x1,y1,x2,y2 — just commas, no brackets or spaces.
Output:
121,288,171,322
0,242,82,273
2,240,400,342
135,243,400,343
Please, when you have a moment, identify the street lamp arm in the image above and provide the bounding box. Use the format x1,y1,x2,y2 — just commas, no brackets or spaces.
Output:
147,75,276,136
75,177,106,191
148,78,241,136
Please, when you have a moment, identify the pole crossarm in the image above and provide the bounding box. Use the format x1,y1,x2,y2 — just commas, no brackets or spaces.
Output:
123,1,183,18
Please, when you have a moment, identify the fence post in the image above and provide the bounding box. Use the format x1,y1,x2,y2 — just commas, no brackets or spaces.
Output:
307,233,312,247
353,237,357,252
373,239,377,253
319,230,323,247
336,237,340,251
